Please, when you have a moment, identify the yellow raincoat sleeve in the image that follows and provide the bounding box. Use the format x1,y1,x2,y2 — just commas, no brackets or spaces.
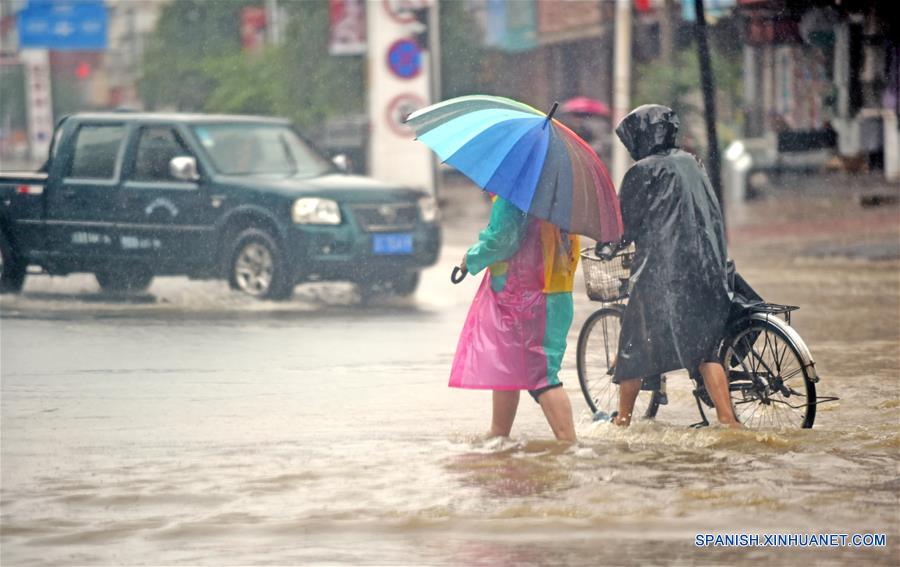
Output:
465,197,528,276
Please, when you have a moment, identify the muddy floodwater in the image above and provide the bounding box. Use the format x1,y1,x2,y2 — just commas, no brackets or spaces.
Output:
2,186,898,565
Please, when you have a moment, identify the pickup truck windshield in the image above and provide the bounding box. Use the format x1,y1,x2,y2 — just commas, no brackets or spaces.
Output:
192,124,332,178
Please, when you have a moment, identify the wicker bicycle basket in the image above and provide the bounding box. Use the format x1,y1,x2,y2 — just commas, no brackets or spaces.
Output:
580,245,635,302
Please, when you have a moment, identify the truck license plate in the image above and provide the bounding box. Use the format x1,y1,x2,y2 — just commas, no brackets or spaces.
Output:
372,233,413,255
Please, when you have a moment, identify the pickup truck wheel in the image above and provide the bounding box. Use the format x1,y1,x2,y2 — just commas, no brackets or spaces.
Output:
95,266,154,293
390,272,420,296
0,231,27,294
228,228,292,300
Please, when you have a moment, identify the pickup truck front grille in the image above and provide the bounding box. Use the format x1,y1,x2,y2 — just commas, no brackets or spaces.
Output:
350,203,418,232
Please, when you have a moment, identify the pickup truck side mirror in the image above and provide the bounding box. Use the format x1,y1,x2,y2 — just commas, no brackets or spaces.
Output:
170,156,200,181
331,154,350,173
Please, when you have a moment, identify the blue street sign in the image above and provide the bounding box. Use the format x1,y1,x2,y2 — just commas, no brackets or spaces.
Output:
387,39,422,80
17,0,108,50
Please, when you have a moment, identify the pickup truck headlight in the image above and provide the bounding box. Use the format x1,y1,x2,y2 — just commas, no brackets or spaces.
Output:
292,198,341,225
418,195,439,223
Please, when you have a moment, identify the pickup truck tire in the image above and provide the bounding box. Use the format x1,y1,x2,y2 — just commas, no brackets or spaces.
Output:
95,266,154,293
227,228,292,300
390,272,420,296
0,231,27,294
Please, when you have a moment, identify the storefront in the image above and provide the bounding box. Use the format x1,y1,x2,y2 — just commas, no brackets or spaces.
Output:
738,0,898,179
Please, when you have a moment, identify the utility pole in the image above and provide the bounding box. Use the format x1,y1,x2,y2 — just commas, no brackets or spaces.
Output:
611,0,632,187
693,0,724,217
427,4,441,105
659,0,674,66
265,0,280,45
410,4,440,196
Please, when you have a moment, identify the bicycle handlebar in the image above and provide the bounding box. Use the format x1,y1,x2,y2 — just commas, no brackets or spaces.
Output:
595,239,632,261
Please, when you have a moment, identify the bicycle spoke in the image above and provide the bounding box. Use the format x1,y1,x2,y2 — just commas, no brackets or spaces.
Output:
766,332,793,382
773,401,786,429
767,333,807,426
779,366,804,383
772,397,803,426
743,384,761,426
776,332,789,374
737,403,755,425
741,335,760,376
762,328,773,370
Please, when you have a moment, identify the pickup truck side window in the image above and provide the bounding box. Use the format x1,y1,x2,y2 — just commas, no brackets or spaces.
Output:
67,124,126,179
132,127,192,182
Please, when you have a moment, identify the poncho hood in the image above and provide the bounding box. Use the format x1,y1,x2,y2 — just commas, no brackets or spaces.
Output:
615,104,680,161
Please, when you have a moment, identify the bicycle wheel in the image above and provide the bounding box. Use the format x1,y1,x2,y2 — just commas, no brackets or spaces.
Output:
720,318,817,429
576,306,660,420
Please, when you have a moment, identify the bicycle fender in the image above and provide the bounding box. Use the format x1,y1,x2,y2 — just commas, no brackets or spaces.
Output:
748,313,818,382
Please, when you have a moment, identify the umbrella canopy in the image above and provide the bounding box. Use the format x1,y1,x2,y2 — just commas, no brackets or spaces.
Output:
561,96,611,117
406,95,622,243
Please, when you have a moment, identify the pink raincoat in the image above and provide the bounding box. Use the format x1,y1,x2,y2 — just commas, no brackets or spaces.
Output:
450,197,579,391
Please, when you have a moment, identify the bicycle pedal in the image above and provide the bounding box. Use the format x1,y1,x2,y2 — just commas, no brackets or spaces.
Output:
592,410,616,422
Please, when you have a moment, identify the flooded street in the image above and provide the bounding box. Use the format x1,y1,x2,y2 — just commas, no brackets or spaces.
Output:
2,181,898,565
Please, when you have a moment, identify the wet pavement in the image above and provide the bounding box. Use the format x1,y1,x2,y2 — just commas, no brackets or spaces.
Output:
1,174,898,565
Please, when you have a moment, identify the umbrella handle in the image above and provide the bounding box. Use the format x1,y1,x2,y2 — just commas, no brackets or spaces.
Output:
451,266,468,284
543,101,559,129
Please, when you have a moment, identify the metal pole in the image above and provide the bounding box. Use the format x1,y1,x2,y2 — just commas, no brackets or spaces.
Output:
660,0,674,66
611,0,632,187
428,2,441,198
428,3,441,105
693,0,724,217
265,0,280,45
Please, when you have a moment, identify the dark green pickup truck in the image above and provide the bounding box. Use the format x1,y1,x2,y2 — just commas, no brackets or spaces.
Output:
0,112,441,299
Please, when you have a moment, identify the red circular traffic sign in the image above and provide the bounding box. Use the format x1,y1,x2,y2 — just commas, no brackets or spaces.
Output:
382,0,429,24
386,93,426,137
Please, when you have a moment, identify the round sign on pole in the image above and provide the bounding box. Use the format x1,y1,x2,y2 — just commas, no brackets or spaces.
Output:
387,38,422,79
386,93,426,137
382,0,429,24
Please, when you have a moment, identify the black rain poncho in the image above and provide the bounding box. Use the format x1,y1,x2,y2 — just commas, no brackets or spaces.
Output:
612,105,731,383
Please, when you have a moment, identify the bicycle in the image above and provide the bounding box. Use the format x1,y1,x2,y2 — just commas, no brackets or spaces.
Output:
576,246,834,429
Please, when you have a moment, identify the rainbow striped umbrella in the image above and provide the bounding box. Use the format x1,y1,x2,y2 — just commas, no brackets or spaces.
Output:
406,95,622,242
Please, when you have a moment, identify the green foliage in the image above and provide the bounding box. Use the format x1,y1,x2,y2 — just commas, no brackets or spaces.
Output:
201,50,285,116
439,0,486,99
138,0,488,129
139,0,365,130
139,0,252,111
277,0,365,129
634,48,701,124
633,42,743,149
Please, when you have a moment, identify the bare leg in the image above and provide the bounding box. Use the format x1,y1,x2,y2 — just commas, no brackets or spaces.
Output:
490,390,520,437
699,362,742,429
615,378,642,426
536,387,576,443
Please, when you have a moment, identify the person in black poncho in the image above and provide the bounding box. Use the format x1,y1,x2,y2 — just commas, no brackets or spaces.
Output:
607,105,741,429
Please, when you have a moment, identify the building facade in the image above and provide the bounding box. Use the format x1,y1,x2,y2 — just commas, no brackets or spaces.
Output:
738,0,898,179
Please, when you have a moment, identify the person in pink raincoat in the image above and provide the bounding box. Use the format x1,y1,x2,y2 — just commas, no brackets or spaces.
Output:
452,197,580,442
